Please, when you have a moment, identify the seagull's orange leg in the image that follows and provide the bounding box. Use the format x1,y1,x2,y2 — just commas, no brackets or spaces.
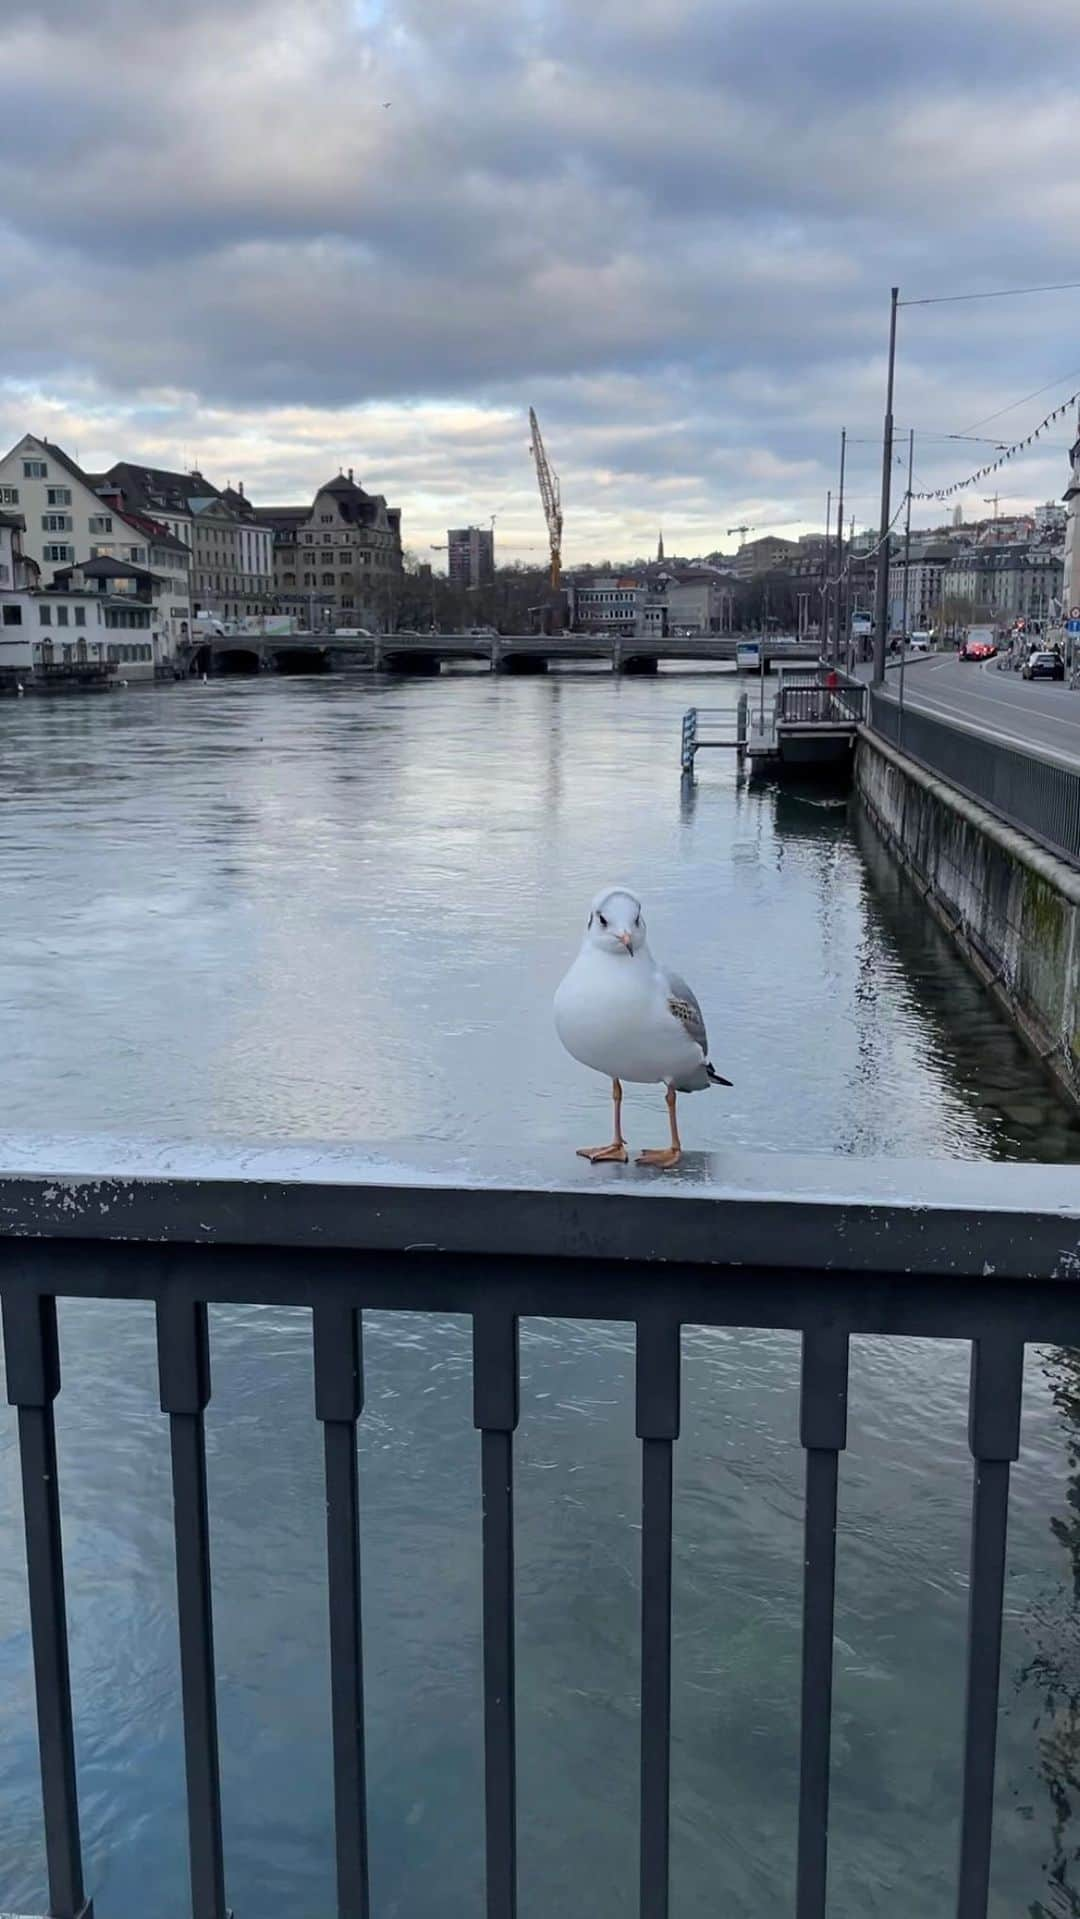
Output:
578,1078,629,1163
637,1084,681,1168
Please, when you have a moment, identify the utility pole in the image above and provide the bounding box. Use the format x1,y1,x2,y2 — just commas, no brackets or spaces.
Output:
822,488,832,650
898,428,914,744
833,429,846,663
873,287,900,682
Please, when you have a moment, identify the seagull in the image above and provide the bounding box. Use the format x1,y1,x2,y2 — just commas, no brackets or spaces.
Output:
553,886,731,1169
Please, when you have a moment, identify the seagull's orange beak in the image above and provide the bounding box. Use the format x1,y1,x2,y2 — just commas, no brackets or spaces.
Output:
617,931,634,955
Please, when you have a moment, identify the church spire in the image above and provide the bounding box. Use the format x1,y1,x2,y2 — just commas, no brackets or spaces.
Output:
657,528,665,562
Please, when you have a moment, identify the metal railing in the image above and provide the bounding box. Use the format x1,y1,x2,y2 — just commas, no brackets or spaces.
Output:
2,1143,1079,1919
868,687,1080,867
776,680,867,726
680,699,749,771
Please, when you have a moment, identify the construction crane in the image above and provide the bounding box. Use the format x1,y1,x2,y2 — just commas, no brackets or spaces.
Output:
529,408,563,591
727,523,754,542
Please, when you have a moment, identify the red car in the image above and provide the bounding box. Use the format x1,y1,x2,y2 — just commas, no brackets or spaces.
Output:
960,637,996,662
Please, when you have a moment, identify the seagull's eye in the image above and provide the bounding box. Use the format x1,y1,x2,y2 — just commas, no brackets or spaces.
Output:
597,913,608,929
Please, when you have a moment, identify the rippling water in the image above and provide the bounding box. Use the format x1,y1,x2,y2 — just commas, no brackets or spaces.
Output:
1,670,1079,1917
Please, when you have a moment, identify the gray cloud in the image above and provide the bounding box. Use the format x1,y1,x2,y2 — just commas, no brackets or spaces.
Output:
1,0,1078,552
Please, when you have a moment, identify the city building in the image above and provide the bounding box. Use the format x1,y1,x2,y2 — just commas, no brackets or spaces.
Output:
565,572,643,632
1062,417,1080,615
730,535,799,580
663,568,731,633
940,543,1063,626
565,563,732,636
52,557,160,679
0,585,109,679
1034,500,1067,537
448,525,495,589
0,436,194,664
98,465,273,623
0,434,130,582
258,471,403,630
886,540,953,633
0,509,34,595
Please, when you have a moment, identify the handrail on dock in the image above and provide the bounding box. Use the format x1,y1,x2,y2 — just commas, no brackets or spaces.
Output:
681,695,749,772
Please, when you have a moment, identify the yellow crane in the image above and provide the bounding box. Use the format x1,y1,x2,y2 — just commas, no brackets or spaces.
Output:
529,408,563,591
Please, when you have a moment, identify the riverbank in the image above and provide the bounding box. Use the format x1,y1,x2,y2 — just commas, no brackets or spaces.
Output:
856,725,1080,1107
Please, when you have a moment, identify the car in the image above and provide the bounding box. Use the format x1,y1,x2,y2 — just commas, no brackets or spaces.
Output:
960,637,996,662
909,633,932,653
1022,650,1065,681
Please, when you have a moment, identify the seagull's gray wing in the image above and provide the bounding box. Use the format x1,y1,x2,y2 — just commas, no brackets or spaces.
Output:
665,968,708,1055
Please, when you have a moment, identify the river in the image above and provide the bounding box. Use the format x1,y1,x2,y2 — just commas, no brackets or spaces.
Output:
1,668,1078,1917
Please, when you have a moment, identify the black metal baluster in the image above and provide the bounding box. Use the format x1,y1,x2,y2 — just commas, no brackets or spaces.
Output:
157,1297,228,1919
313,1305,369,1919
957,1336,1023,1919
473,1307,519,1919
2,1289,92,1919
796,1327,849,1919
637,1317,680,1919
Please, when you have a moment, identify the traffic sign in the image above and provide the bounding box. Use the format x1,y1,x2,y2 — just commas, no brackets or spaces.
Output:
1067,619,1080,635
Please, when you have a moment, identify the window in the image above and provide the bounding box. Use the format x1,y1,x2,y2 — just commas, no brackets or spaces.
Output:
108,646,118,663
304,532,314,544
43,544,74,563
322,572,334,586
2,604,21,626
129,547,145,563
88,515,112,534
320,513,333,523
46,487,71,507
23,459,47,479
41,514,73,532
341,596,354,609
283,573,296,588
303,572,314,586
75,607,86,628
323,533,333,545
57,605,69,627
0,486,18,505
38,605,52,625
62,644,72,664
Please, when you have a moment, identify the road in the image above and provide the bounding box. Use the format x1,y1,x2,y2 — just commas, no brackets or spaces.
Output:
888,650,1080,766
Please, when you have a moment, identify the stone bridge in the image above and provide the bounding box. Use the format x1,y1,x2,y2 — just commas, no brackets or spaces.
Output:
186,632,819,677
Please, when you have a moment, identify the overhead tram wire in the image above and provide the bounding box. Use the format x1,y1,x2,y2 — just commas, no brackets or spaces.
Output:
910,385,1080,501
955,364,1080,437
899,279,1080,308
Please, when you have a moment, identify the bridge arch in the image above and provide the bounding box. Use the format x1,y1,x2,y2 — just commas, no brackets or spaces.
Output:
272,646,330,675
215,647,261,676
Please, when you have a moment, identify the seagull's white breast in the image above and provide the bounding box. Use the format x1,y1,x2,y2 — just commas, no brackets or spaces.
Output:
554,946,704,1085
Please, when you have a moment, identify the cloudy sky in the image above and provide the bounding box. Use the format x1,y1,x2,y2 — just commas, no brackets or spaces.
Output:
2,0,1079,564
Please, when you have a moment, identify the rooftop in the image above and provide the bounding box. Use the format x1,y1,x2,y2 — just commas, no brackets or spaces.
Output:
54,556,164,588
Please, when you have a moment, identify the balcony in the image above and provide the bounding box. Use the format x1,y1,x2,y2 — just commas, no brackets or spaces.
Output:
1,1141,1078,1919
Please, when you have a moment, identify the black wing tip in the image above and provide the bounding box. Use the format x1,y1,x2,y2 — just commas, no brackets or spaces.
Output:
706,1065,733,1087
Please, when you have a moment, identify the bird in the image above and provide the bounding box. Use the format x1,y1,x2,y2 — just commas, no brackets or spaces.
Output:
553,885,731,1169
